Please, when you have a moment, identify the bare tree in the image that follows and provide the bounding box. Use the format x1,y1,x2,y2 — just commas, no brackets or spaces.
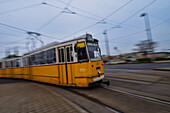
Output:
132,40,158,53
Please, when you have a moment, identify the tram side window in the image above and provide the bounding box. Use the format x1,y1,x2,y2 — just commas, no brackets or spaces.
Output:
58,49,61,62
31,48,56,65
23,57,29,67
66,47,70,62
31,55,36,65
0,62,2,68
58,48,64,63
70,47,74,61
66,47,74,62
12,60,15,68
40,51,47,64
5,61,11,68
15,59,20,67
47,48,56,64
77,47,88,62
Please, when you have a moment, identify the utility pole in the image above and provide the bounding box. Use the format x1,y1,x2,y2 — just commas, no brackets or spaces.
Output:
103,30,110,59
140,13,155,61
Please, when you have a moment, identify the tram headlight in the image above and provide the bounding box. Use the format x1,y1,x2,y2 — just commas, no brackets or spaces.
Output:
98,70,101,74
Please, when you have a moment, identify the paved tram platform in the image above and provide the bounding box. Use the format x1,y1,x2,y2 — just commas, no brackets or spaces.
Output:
0,79,87,113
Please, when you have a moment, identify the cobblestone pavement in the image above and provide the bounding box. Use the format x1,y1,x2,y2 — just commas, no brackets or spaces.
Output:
0,79,85,113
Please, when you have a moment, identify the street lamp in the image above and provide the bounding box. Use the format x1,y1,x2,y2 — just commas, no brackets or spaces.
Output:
140,12,155,61
140,13,154,53
103,26,121,59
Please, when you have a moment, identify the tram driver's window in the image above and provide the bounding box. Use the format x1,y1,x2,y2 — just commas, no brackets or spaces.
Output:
77,47,88,62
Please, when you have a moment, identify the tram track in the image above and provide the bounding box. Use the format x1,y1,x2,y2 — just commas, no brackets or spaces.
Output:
101,86,170,105
105,76,170,85
104,69,170,77
30,81,170,113
104,76,170,102
126,71,170,77
38,83,123,113
65,88,123,113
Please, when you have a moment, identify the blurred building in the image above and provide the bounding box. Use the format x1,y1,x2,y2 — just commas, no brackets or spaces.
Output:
102,52,170,62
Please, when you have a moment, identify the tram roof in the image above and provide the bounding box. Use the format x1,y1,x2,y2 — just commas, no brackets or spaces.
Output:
24,34,93,55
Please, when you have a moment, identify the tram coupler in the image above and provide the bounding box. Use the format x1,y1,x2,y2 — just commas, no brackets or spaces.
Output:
101,80,110,86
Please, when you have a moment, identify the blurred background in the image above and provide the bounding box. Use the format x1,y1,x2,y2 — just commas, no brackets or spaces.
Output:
0,0,170,63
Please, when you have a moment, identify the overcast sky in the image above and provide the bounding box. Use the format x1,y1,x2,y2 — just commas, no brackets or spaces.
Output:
0,0,170,58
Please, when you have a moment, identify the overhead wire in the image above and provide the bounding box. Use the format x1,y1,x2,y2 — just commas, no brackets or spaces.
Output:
42,2,64,10
54,0,134,40
107,0,158,32
36,12,63,30
37,0,74,31
0,23,27,32
0,0,161,43
102,0,133,21
0,32,22,37
104,17,170,45
94,0,158,36
0,22,58,40
0,3,42,15
57,0,133,24
0,0,19,4
56,0,102,19
56,0,142,30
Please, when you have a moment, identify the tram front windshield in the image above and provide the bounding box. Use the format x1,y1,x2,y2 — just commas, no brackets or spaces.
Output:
87,42,101,61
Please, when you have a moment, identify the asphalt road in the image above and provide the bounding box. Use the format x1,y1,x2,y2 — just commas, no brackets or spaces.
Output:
104,63,170,70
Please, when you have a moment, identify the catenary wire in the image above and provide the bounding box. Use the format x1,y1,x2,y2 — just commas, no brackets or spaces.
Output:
36,12,63,30
55,0,142,30
94,0,158,36
37,0,74,31
0,3,42,15
109,17,170,41
54,0,135,40
0,22,58,40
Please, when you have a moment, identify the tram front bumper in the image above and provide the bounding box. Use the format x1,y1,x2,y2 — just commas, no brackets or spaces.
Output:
93,75,104,82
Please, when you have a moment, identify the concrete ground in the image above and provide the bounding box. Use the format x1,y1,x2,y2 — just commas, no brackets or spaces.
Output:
0,79,87,113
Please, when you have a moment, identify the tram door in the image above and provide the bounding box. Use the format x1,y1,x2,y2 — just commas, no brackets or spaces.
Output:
58,45,74,85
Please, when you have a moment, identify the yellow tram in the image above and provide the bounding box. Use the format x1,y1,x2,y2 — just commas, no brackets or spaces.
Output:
0,34,105,87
